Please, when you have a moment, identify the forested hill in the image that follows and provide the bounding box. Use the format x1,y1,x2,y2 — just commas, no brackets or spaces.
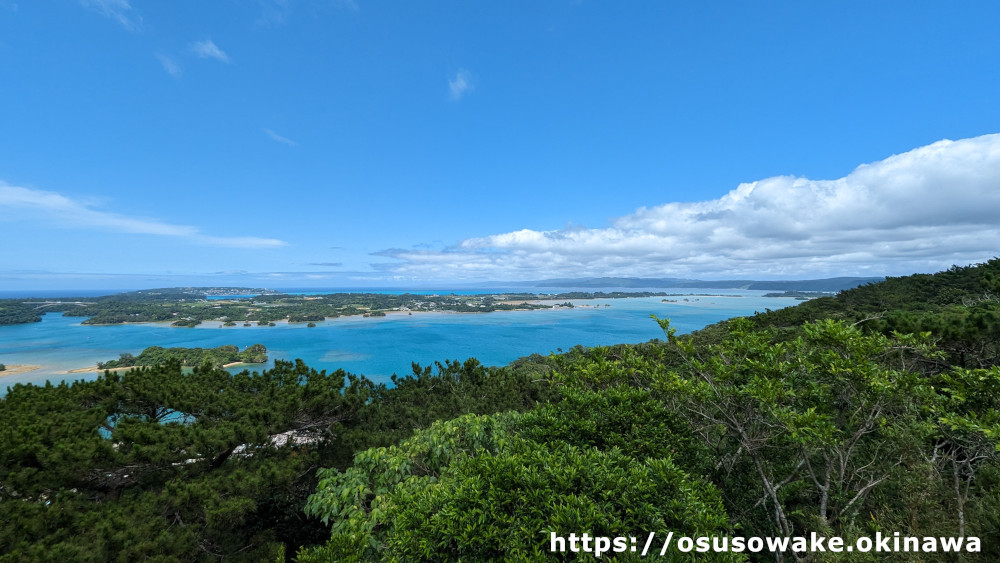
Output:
3,261,1000,561
300,261,1000,561
97,344,268,370
753,259,1000,323
747,258,1000,367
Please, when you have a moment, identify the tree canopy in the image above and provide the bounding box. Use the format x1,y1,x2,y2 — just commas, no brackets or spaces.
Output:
4,260,1000,561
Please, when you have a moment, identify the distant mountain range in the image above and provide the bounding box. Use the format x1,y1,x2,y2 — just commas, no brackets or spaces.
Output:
521,276,885,292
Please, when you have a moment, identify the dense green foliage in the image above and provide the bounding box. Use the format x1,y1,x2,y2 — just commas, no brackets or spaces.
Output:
301,413,737,562
300,262,1000,562
5,261,1000,561
0,360,355,561
326,358,558,470
750,258,1000,368
0,356,555,560
98,344,268,369
662,317,999,550
301,315,1000,561
0,302,42,326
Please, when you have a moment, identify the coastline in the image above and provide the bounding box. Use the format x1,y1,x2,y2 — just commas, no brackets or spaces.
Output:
222,361,258,369
190,306,558,327
62,362,262,375
15,307,572,376
0,364,42,377
63,365,135,374
62,361,259,374
1,302,576,330
1,293,802,392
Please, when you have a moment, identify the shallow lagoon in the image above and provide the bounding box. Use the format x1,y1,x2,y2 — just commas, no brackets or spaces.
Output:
1,291,800,390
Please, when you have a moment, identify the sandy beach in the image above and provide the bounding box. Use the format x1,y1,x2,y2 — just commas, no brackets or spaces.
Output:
0,364,43,377
63,365,135,374
221,362,257,369
61,361,259,374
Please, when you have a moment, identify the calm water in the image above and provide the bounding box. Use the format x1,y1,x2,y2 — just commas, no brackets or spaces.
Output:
0,292,799,391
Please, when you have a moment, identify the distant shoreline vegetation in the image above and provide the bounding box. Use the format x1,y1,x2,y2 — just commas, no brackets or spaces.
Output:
0,289,678,328
97,344,268,370
0,278,880,328
762,290,833,299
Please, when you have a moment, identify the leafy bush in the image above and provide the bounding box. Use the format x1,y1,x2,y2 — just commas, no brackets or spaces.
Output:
302,413,738,562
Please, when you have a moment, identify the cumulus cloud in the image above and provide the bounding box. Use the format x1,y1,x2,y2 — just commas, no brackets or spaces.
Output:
448,70,472,101
80,0,141,30
263,128,298,147
0,183,287,249
375,133,1000,281
191,39,230,63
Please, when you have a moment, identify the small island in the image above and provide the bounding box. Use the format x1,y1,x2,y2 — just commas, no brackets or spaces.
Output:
97,344,268,370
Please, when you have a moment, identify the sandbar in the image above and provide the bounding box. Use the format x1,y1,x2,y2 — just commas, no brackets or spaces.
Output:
221,362,258,369
0,364,43,377
63,361,259,374
63,365,134,374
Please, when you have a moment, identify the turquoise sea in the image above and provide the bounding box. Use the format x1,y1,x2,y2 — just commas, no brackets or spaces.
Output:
0,292,800,392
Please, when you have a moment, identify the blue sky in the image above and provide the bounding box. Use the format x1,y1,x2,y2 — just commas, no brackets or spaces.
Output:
2,1,1000,290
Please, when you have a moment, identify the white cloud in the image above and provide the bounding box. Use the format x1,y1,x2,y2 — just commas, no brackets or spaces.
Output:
337,0,359,12
190,39,230,63
254,0,290,27
156,53,182,78
0,183,287,249
252,0,357,28
80,0,141,30
448,70,472,101
375,133,1000,281
263,128,298,147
